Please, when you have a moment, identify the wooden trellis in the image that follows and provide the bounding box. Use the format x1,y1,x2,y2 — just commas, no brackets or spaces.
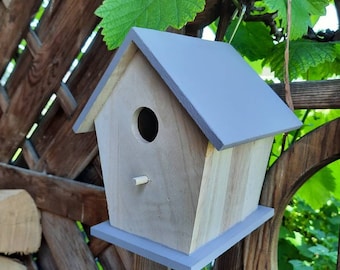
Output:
0,0,339,269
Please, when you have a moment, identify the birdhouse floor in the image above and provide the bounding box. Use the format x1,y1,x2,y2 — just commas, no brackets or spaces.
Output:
91,206,274,270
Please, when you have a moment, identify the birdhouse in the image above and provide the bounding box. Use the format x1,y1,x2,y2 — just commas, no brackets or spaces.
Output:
73,27,302,269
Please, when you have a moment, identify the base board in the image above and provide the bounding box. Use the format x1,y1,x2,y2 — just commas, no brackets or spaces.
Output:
91,206,274,270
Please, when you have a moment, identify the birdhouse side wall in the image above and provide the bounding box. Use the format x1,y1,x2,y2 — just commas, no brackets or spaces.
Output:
94,50,209,254
190,136,273,252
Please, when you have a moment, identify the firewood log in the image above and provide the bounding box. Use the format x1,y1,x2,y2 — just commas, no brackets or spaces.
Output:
0,255,26,269
0,190,41,254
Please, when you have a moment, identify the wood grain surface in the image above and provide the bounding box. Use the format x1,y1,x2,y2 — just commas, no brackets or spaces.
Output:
215,118,340,269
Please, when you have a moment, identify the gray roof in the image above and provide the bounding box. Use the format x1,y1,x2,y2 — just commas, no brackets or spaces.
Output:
74,27,302,150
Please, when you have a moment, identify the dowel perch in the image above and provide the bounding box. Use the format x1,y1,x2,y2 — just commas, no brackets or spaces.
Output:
133,176,150,185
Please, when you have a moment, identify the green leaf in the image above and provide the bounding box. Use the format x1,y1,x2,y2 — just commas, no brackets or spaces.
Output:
296,167,336,209
264,39,337,80
263,0,328,39
289,260,313,269
308,244,329,255
95,0,205,49
225,21,274,61
305,42,340,80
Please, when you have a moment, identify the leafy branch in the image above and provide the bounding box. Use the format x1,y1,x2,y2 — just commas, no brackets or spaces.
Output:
95,0,205,50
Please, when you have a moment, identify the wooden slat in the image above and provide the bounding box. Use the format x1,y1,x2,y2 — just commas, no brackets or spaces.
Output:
132,256,168,270
271,79,340,109
98,245,126,270
57,83,78,117
89,237,110,257
216,118,340,269
0,0,103,162
30,34,114,179
0,85,9,113
115,246,136,270
0,162,108,225
21,255,39,270
37,238,58,270
26,29,42,58
213,241,244,270
0,0,40,73
42,211,97,270
2,0,12,9
22,140,39,169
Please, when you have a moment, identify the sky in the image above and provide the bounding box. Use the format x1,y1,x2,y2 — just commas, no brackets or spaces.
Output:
314,4,338,31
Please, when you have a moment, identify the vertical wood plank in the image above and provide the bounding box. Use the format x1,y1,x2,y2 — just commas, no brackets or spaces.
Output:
133,255,168,270
98,245,126,270
213,241,244,270
41,211,97,270
21,255,39,270
115,246,135,270
36,238,58,270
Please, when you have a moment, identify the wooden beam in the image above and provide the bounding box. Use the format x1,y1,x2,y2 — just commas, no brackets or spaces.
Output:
0,162,108,226
271,79,340,109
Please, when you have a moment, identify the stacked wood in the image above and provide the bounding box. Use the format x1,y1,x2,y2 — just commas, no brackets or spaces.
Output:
0,256,26,270
0,189,41,256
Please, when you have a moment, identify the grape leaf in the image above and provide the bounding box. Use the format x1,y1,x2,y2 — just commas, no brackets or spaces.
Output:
95,0,205,50
306,43,340,80
296,166,336,209
289,260,313,269
304,58,340,80
263,39,337,80
263,0,328,40
225,21,274,61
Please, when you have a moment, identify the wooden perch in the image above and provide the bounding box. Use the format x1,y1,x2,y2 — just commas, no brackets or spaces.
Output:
0,189,41,255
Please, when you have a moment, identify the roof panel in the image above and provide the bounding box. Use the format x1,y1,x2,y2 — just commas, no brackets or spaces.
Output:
74,27,302,150
128,27,302,149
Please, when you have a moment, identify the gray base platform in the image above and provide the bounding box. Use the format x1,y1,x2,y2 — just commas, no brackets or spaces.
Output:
91,206,274,270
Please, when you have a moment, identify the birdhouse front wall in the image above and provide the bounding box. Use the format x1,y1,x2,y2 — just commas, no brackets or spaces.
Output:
190,135,274,252
94,50,209,254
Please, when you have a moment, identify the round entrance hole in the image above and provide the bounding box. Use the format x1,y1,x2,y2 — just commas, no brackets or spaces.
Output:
136,107,158,142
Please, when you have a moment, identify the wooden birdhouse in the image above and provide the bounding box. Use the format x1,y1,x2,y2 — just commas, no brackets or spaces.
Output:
73,27,302,269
